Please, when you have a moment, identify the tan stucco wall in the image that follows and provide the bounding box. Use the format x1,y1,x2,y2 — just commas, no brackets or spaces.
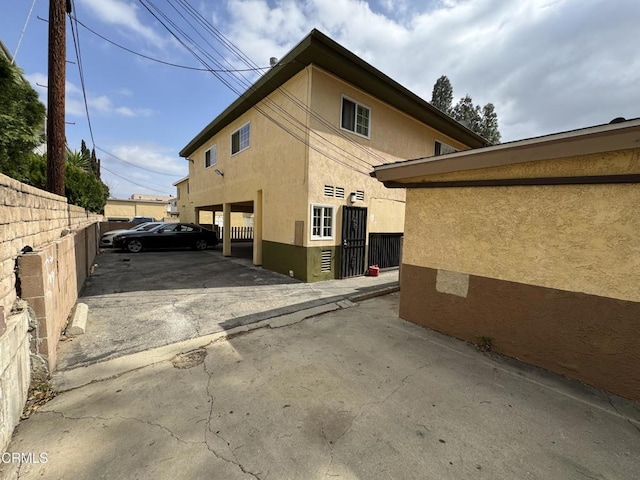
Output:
185,65,483,252
402,149,640,302
104,200,168,220
187,70,309,245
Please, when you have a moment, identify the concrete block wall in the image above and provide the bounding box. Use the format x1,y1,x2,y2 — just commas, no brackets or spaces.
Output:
0,172,102,453
0,309,30,454
0,173,100,315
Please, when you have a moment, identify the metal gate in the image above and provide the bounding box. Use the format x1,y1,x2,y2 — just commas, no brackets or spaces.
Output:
368,233,403,269
340,206,367,278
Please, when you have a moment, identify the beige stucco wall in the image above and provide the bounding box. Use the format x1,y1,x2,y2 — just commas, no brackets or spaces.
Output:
186,65,485,251
402,148,640,302
104,200,168,220
187,70,309,245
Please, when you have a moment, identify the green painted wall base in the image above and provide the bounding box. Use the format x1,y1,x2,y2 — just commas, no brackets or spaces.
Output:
262,241,338,282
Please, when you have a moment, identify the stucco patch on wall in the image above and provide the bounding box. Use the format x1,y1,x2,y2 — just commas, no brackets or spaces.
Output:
436,269,469,298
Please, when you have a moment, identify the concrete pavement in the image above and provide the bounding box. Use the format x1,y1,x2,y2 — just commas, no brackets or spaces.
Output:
3,293,640,480
56,247,399,370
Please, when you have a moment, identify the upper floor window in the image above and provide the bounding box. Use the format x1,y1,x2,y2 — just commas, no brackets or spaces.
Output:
341,96,370,138
231,122,250,155
434,140,457,156
205,145,217,168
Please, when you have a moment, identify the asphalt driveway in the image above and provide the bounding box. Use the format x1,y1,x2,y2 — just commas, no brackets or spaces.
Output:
56,245,398,370
5,294,640,480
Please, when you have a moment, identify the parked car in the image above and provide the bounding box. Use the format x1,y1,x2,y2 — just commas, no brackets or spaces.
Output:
100,222,165,248
113,223,219,253
130,216,156,224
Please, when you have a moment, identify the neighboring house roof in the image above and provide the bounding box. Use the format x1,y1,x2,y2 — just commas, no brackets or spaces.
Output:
373,118,640,187
172,176,189,187
180,29,487,158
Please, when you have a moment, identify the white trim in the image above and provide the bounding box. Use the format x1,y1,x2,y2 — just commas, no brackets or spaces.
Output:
310,203,335,240
205,144,217,168
340,95,371,139
231,121,251,156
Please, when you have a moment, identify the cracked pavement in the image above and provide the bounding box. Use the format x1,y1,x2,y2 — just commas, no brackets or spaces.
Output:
3,293,640,479
55,247,398,370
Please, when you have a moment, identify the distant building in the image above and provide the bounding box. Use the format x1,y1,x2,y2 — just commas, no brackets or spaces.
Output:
104,194,176,221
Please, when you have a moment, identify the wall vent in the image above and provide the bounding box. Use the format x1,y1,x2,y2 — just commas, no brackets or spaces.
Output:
321,250,332,272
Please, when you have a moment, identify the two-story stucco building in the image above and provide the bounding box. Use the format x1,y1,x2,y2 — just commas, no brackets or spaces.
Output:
180,29,486,281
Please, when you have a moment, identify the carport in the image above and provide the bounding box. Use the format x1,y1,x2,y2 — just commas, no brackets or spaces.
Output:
196,196,261,265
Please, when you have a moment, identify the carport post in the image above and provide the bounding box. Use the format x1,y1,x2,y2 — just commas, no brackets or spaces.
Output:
223,203,232,257
253,190,263,265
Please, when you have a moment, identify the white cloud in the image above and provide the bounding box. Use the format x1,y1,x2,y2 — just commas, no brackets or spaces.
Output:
78,0,165,45
217,0,640,141
100,144,187,198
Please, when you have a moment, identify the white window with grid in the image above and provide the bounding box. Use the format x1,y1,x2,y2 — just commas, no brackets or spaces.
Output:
231,122,250,155
310,204,334,240
341,96,371,138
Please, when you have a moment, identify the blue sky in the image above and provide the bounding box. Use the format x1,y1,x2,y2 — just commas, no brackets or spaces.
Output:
2,0,639,199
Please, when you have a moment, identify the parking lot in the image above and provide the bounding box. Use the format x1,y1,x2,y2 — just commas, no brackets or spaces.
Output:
56,244,398,370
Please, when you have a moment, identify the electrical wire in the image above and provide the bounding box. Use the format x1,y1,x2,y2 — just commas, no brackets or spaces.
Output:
174,0,391,169
68,0,96,150
96,146,183,177
101,164,174,195
12,0,38,64
71,16,276,73
137,0,375,175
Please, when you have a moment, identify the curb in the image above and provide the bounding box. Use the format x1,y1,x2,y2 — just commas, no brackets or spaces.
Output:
66,303,88,336
53,284,399,392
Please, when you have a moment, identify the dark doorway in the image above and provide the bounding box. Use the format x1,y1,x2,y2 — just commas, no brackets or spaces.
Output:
340,206,367,278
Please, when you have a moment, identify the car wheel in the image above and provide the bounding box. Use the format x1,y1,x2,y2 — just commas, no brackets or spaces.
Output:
194,239,208,251
126,239,143,253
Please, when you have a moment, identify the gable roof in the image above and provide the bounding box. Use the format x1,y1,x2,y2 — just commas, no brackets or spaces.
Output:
373,118,640,186
180,29,487,158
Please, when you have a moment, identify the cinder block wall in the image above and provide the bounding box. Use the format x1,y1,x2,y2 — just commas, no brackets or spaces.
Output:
0,173,102,453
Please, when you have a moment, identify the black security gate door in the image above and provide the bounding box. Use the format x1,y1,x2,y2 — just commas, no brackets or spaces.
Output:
340,206,368,278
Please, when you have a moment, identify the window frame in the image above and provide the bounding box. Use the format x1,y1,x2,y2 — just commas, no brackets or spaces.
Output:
231,122,251,155
434,140,458,156
205,145,217,168
340,95,371,139
310,204,335,240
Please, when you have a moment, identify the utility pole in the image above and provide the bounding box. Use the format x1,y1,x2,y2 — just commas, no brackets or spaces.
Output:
46,0,66,196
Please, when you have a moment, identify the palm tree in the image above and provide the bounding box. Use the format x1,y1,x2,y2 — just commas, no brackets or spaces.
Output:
65,149,91,173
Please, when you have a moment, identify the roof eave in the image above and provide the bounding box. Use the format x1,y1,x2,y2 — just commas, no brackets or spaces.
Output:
373,119,640,183
180,29,487,158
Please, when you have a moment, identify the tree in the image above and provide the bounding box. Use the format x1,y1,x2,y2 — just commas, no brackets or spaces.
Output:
430,76,502,145
478,103,501,145
431,75,453,115
452,94,481,133
0,53,46,182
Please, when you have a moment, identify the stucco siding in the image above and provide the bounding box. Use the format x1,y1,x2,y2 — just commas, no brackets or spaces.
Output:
403,181,640,303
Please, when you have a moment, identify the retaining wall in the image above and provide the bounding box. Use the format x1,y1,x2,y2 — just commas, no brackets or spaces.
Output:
0,173,102,453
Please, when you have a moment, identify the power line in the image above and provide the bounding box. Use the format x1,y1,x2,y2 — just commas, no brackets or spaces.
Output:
101,164,173,195
68,0,96,149
136,0,375,176
96,146,183,177
174,0,390,169
12,0,38,64
71,16,276,73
